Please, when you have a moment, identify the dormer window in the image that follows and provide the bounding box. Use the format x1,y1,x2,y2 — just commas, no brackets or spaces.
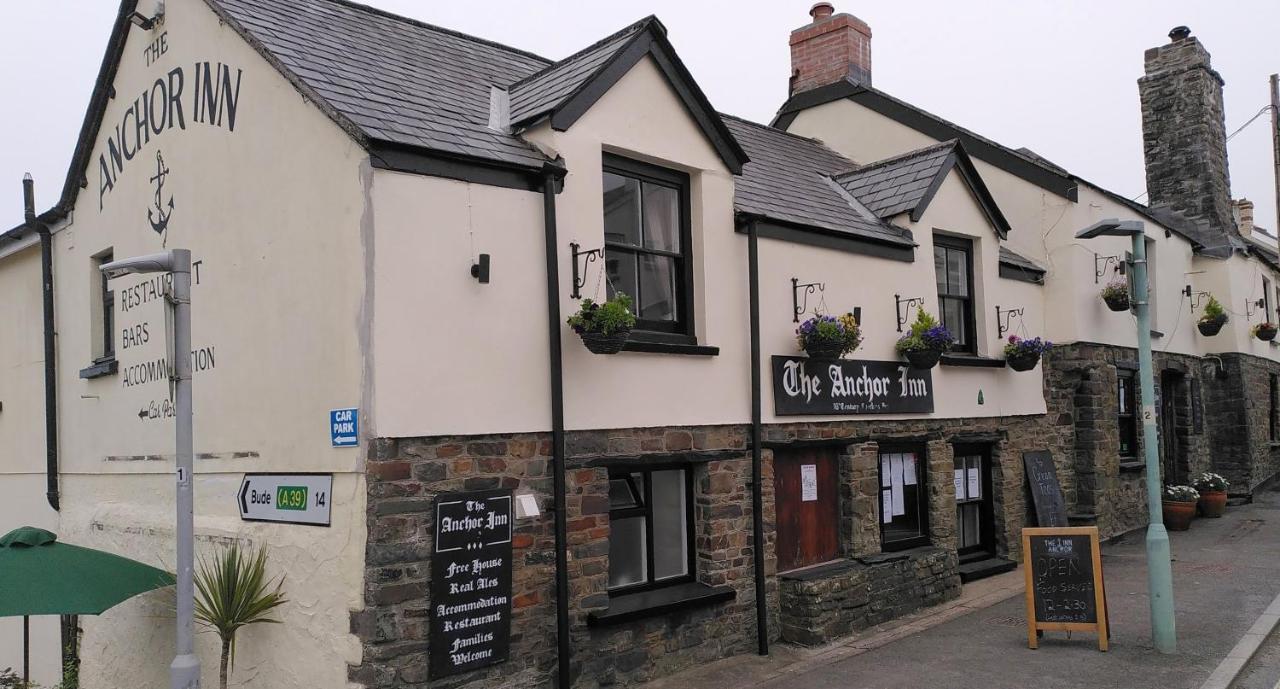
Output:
602,154,694,341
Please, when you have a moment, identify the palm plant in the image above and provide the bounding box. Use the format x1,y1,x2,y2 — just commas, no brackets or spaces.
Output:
194,544,288,689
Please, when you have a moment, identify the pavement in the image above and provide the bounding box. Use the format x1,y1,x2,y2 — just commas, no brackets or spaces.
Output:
642,483,1280,689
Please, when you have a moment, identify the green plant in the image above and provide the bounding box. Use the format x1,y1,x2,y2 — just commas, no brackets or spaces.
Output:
567,294,636,336
1200,295,1227,324
1252,322,1277,336
1003,335,1053,358
1100,280,1129,301
194,544,289,689
796,312,862,356
1194,472,1229,492
1163,485,1199,503
894,309,954,354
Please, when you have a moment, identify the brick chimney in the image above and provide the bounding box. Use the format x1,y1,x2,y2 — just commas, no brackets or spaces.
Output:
1235,199,1255,237
1138,26,1235,234
789,3,872,96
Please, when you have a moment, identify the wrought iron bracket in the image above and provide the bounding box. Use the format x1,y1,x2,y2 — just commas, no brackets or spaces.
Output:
569,242,603,299
1094,253,1125,283
1182,285,1210,310
792,278,825,322
895,294,924,332
1246,297,1264,319
996,305,1024,339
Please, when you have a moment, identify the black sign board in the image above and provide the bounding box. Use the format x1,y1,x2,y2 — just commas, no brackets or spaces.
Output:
429,489,513,679
771,356,934,416
1022,526,1108,651
1023,451,1068,527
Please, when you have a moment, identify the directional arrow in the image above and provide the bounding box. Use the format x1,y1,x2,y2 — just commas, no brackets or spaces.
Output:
138,408,149,420
239,478,250,516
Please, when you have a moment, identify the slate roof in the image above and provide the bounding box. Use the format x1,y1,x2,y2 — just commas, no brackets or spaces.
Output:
722,115,914,248
998,247,1045,274
508,18,650,126
209,0,556,170
833,141,956,219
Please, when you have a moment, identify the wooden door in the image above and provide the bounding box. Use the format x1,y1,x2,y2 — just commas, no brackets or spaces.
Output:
774,448,840,572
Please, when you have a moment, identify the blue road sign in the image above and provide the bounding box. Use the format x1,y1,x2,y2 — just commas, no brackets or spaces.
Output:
330,408,358,448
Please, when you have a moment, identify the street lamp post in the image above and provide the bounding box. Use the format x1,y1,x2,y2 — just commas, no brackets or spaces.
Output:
1075,219,1176,653
100,249,200,688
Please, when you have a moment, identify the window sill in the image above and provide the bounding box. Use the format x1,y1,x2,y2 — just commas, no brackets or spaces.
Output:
939,353,1006,368
1151,330,1164,339
79,358,118,379
1119,460,1145,473
586,582,735,627
621,340,719,356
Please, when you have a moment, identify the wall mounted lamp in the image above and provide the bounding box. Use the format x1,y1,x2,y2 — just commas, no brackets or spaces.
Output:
470,254,490,284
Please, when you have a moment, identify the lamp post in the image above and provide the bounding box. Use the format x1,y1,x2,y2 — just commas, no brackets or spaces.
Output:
1075,219,1176,653
100,249,200,688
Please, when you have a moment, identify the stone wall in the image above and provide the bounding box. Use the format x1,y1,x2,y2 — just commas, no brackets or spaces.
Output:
351,413,1058,689
1207,353,1280,494
778,547,958,646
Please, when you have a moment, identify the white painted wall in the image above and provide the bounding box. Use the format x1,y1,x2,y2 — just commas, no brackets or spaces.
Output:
0,243,61,685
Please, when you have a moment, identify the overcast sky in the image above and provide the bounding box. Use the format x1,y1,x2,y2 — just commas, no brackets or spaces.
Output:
2,1,1277,232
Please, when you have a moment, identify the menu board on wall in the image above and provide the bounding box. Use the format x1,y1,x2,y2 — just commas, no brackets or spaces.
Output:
1023,451,1069,527
429,489,513,679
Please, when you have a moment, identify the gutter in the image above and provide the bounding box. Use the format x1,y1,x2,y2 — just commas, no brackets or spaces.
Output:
746,220,769,654
541,164,571,687
24,175,59,511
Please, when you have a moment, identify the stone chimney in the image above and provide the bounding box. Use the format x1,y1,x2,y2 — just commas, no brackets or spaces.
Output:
789,3,872,96
1235,198,1255,237
1138,26,1235,234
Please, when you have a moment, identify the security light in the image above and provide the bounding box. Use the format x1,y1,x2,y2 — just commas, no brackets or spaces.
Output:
128,12,155,29
99,251,175,279
1075,218,1145,239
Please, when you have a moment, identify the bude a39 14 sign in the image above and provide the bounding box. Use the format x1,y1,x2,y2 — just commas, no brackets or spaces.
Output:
429,490,513,679
771,356,934,415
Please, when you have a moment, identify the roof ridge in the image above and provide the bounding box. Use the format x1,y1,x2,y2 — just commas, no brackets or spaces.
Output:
507,15,656,91
836,139,958,179
719,112,849,149
301,0,554,65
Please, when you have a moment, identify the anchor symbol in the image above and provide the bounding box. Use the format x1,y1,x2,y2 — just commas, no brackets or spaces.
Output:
148,151,175,236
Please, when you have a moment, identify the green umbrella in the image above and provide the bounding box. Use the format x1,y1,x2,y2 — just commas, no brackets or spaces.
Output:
0,526,174,682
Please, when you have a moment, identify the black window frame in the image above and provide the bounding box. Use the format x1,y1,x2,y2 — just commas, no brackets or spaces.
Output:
1266,276,1273,323
97,250,115,362
933,233,977,354
877,444,931,552
1118,369,1139,459
606,463,697,595
601,153,696,343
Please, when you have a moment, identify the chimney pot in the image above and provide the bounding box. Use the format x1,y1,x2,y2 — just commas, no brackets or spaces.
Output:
810,2,834,20
1169,26,1191,42
1235,199,1255,237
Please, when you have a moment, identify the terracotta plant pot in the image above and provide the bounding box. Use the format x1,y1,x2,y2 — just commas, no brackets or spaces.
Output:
1198,490,1228,518
1006,352,1041,372
1103,293,1130,312
1255,324,1278,342
1161,500,1196,531
1197,316,1226,337
904,349,942,370
804,341,846,360
578,328,631,355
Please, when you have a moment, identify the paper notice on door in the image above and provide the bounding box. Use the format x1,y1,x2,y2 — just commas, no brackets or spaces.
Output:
801,464,817,502
882,491,892,523
967,467,981,499
890,455,905,516
881,456,891,487
954,469,965,501
902,457,917,485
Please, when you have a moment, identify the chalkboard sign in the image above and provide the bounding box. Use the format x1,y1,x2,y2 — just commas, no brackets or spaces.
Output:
429,489,513,679
1022,526,1108,651
1023,451,1068,527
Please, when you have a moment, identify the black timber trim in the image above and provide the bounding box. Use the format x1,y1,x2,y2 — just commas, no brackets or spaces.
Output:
774,80,1078,202
999,262,1045,284
579,449,747,469
621,340,720,356
939,353,1007,368
739,217,916,263
947,145,1012,238
586,582,735,627
78,358,118,380
546,23,749,174
368,142,563,193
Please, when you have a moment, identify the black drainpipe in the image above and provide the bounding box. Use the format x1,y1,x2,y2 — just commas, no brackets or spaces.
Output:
23,175,59,511
541,165,571,688
747,219,768,654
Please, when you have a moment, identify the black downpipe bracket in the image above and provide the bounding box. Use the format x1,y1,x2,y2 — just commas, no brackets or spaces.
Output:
542,167,572,688
23,176,59,511
747,221,768,655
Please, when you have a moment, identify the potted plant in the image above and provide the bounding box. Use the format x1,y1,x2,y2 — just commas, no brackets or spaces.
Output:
1197,295,1228,336
894,309,954,370
1193,472,1230,518
796,312,862,360
1100,280,1130,312
567,294,636,354
1253,322,1278,342
1161,485,1199,531
1003,335,1053,372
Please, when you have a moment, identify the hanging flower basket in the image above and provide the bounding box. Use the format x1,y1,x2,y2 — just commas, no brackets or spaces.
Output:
895,309,953,371
1100,280,1130,312
796,312,862,361
904,349,942,370
568,294,636,355
1196,295,1227,336
1253,323,1278,342
1006,352,1041,372
804,341,847,360
1003,336,1052,372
